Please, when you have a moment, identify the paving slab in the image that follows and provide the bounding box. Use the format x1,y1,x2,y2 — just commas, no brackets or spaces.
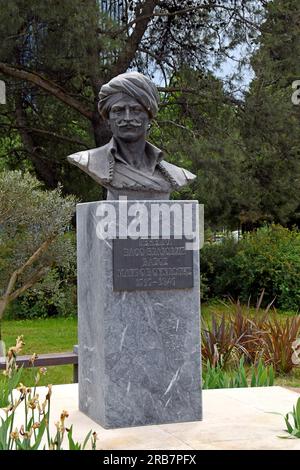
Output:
4,384,300,450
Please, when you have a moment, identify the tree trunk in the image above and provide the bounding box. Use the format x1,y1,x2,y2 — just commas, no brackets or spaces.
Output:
15,100,58,188
92,109,111,148
0,297,9,342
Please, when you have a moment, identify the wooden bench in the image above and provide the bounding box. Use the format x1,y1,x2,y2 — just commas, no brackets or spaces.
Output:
0,350,79,383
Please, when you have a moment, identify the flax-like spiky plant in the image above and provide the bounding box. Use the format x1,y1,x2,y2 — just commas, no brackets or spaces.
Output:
202,313,251,368
262,317,300,374
202,290,300,373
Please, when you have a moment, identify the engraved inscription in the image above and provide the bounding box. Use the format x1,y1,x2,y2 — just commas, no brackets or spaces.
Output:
113,238,193,291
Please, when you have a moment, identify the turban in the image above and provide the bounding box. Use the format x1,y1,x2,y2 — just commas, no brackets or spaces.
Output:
98,72,159,119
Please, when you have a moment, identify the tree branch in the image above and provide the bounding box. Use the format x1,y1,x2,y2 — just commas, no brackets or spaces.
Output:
0,62,93,120
157,86,195,93
110,0,158,77
9,267,51,302
0,237,55,320
155,119,197,138
104,4,203,37
0,122,90,148
156,86,242,107
3,237,55,300
103,2,261,38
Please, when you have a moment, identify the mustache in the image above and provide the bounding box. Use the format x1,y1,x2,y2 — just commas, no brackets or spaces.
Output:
116,120,142,128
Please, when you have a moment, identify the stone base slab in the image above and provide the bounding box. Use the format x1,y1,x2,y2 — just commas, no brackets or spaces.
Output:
77,201,202,428
8,384,300,450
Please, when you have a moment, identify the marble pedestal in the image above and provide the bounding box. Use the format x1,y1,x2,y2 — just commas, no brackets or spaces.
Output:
77,200,202,429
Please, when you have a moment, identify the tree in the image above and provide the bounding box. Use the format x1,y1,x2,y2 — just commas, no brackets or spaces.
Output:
153,67,245,229
241,0,300,228
0,0,264,199
0,170,76,334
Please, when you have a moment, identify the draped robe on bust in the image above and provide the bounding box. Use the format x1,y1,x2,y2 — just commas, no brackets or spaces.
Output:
67,138,196,200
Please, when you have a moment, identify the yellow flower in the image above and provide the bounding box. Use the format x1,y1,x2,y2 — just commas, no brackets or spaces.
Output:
60,410,69,422
15,335,25,351
7,336,25,359
20,425,32,439
28,396,39,410
29,353,38,365
39,367,47,376
17,383,28,395
5,337,24,377
10,429,19,440
23,430,33,439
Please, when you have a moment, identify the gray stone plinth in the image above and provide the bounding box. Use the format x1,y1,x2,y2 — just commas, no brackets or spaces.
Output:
77,200,202,429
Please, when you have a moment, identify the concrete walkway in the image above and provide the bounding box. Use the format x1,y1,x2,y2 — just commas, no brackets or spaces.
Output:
9,385,300,450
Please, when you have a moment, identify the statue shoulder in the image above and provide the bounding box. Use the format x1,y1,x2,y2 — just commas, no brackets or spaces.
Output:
67,148,90,169
159,160,196,188
67,144,113,184
67,143,111,166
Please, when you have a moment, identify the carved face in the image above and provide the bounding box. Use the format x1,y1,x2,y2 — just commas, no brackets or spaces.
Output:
108,94,150,142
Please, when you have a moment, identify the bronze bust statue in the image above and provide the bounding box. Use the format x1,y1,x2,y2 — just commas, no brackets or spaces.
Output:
67,72,196,200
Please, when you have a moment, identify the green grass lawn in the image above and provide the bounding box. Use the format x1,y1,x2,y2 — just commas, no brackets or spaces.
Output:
2,301,300,388
201,299,298,321
2,317,77,386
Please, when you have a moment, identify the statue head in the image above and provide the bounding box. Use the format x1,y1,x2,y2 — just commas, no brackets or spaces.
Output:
98,72,159,143
67,71,196,200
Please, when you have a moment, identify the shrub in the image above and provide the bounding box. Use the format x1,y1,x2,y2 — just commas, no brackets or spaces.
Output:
201,225,300,311
7,265,77,319
0,171,77,326
233,225,300,311
201,236,238,301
